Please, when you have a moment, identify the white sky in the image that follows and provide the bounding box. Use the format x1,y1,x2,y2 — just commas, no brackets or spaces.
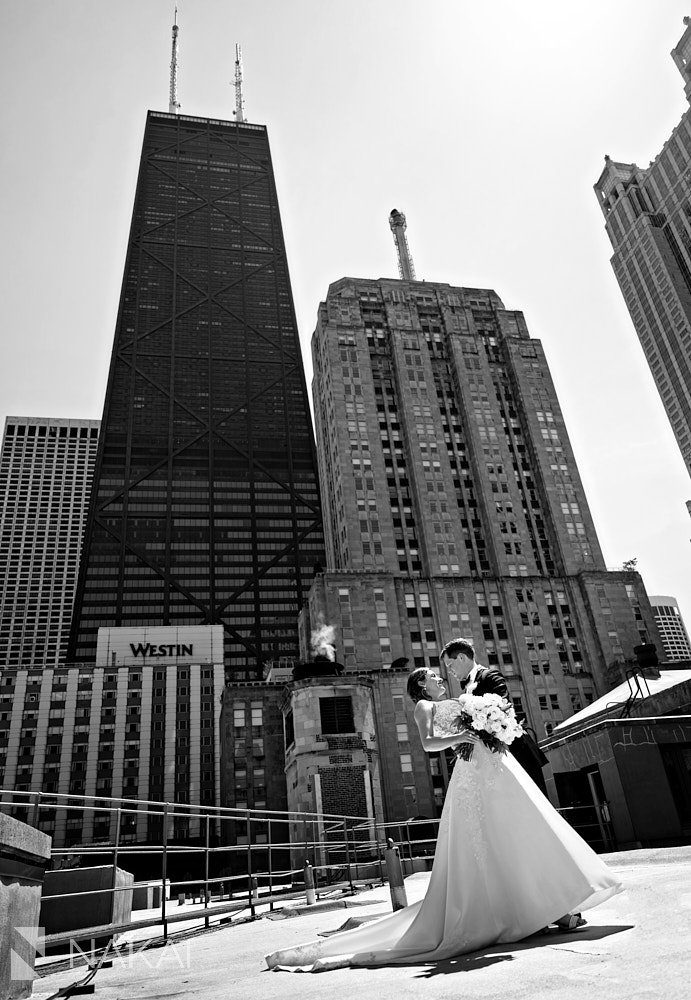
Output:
1,0,690,632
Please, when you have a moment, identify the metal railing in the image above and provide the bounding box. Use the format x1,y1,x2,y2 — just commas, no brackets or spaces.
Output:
555,803,616,852
0,786,615,956
1,789,389,952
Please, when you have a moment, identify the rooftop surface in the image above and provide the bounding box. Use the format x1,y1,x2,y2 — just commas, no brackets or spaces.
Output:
553,668,691,731
33,845,691,1000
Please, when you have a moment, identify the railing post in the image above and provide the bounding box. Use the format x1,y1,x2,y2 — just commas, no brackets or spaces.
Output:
161,803,169,941
29,791,41,829
246,812,255,918
204,814,210,929
598,801,615,851
111,805,122,927
343,818,354,893
375,820,385,884
267,819,274,911
586,771,613,851
303,860,316,906
384,838,408,911
311,818,318,899
112,807,121,872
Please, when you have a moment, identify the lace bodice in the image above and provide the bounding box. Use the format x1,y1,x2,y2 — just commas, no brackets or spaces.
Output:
432,699,465,738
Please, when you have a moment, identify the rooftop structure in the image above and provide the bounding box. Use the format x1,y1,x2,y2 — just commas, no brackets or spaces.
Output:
389,209,416,281
168,7,181,114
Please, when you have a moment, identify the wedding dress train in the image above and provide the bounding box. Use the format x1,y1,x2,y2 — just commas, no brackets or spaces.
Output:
266,700,623,971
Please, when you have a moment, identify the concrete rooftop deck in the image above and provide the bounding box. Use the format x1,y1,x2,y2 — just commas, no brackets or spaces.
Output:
33,846,691,1000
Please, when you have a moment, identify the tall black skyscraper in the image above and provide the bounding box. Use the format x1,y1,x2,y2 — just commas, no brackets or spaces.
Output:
68,111,324,678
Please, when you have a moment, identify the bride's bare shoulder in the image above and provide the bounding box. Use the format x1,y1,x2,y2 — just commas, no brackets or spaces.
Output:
413,699,434,721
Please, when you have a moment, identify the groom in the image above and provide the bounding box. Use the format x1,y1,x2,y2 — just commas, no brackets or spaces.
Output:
440,636,548,793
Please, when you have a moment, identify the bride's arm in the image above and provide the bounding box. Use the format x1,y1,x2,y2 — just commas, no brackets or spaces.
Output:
413,700,480,753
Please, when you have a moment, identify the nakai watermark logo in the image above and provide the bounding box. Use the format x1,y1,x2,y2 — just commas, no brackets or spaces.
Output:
11,927,191,982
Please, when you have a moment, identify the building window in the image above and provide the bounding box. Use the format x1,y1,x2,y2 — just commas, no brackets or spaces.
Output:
403,786,417,811
319,696,355,734
284,710,294,748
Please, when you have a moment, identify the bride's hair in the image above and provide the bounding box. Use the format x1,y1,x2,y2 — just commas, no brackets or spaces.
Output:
407,667,430,703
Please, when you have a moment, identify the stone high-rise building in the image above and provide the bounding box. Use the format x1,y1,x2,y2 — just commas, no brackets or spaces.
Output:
308,276,661,754
67,111,324,677
0,417,99,668
594,18,691,475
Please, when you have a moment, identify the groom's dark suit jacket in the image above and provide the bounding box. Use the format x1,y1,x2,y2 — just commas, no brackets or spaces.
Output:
460,666,548,794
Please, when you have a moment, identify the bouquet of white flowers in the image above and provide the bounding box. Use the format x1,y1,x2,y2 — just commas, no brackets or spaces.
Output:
452,692,525,761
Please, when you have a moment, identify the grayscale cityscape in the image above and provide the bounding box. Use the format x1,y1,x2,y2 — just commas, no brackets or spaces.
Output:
0,3,690,999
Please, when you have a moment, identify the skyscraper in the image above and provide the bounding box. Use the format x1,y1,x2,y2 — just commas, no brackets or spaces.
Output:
649,595,691,661
0,417,99,668
308,273,661,743
67,111,324,678
594,18,691,476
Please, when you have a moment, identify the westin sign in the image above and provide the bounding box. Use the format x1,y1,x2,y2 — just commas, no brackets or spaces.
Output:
130,643,193,658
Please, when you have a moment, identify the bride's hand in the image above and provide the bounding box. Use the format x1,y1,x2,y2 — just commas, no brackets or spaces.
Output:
456,729,481,743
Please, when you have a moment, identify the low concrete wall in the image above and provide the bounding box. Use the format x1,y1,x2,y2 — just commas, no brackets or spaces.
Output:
39,865,134,942
0,813,52,1000
132,882,162,911
402,857,434,875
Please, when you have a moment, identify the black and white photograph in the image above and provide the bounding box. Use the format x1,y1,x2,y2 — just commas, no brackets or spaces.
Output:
0,3,690,999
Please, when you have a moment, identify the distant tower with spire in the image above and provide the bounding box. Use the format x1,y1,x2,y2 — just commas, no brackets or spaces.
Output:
389,208,416,280
169,6,181,114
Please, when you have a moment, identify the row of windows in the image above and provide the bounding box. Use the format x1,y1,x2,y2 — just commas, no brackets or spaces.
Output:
4,426,98,438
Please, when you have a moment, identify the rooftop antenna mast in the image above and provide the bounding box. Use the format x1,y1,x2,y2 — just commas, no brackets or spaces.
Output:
234,43,245,122
389,208,416,280
169,6,181,114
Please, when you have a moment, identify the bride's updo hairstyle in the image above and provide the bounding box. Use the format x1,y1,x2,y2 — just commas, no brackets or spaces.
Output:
407,667,430,703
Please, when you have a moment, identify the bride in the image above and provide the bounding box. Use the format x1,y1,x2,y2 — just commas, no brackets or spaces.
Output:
266,665,622,972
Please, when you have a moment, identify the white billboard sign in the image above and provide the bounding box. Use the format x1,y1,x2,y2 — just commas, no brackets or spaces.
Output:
95,625,224,667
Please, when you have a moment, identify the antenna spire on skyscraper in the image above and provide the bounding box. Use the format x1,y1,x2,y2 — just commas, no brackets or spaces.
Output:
234,43,245,122
169,6,181,114
389,209,416,281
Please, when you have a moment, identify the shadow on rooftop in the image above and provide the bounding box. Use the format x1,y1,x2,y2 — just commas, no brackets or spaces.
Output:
411,923,634,978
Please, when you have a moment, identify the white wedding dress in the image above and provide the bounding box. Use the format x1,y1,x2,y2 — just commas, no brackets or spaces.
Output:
266,698,623,972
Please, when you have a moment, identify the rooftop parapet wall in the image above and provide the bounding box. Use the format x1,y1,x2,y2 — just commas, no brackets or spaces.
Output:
0,814,51,1000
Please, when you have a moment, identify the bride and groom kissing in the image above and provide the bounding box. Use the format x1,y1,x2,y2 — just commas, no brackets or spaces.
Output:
266,636,623,972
